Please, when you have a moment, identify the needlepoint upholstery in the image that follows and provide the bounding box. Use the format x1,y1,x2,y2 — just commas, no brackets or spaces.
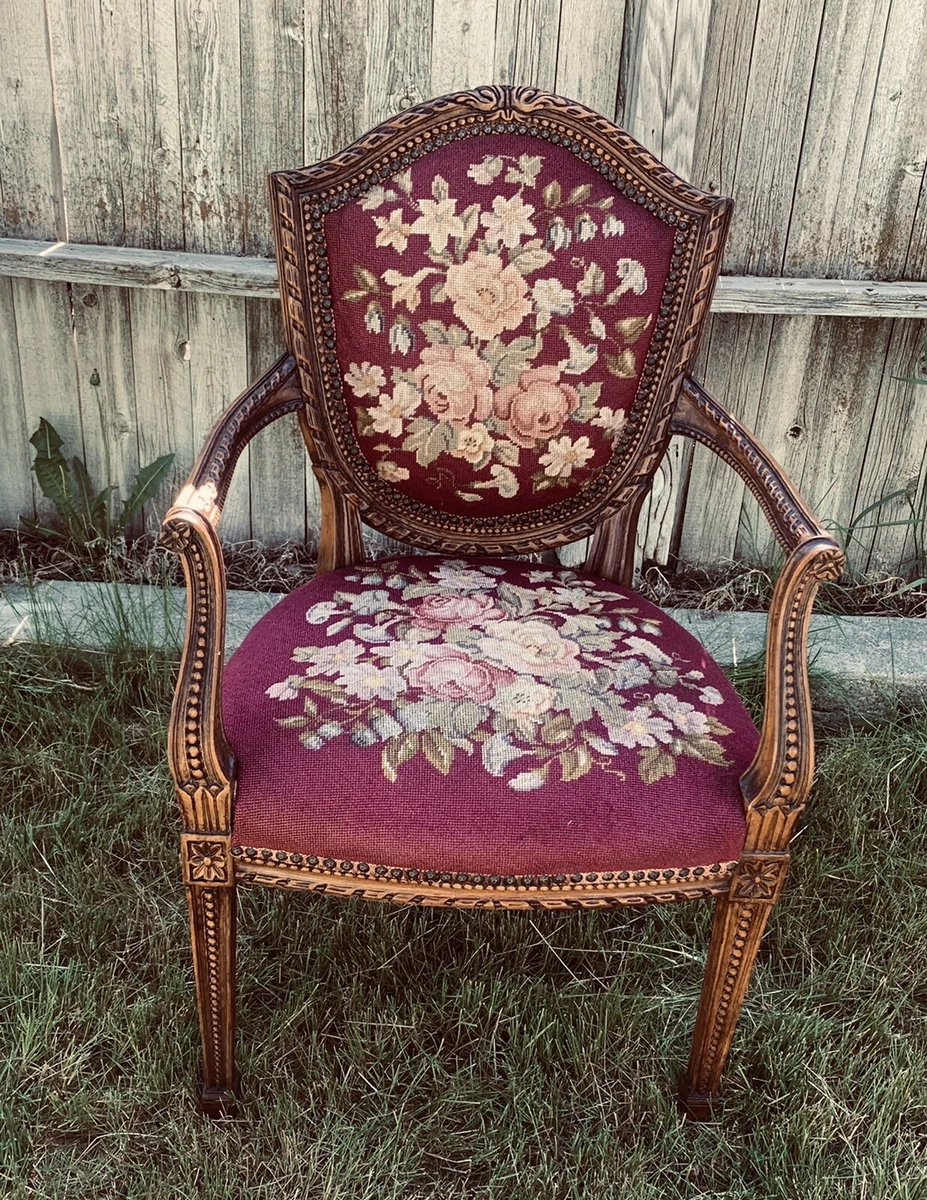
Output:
325,134,675,519
224,557,757,876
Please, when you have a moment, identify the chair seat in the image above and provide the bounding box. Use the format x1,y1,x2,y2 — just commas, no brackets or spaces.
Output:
224,557,758,878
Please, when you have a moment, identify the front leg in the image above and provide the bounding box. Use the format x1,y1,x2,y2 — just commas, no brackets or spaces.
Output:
183,836,239,1116
680,853,788,1118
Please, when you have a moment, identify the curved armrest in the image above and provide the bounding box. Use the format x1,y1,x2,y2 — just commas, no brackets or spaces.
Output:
671,376,829,553
171,353,304,527
160,354,303,833
671,377,844,852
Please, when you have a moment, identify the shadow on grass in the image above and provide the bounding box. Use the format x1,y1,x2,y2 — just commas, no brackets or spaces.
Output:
2,640,926,1200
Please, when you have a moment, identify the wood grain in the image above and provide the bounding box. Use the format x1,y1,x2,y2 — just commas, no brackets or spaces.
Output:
431,0,498,95
0,277,33,520
493,0,561,89
0,1,65,240
621,0,713,568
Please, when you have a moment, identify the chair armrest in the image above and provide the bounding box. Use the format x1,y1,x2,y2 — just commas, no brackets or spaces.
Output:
671,377,845,852
670,376,831,554
160,353,303,833
171,353,304,527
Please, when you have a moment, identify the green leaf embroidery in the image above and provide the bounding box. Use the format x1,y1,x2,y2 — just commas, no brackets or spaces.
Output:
638,748,676,784
560,745,592,782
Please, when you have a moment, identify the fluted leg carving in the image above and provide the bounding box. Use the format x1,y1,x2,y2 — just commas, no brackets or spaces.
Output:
680,854,787,1118
184,836,238,1116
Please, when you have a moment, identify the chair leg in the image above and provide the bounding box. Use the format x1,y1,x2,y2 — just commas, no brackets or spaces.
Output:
679,858,786,1119
186,877,239,1117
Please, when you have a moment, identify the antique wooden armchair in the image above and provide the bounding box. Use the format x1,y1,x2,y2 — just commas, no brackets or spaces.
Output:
161,87,843,1119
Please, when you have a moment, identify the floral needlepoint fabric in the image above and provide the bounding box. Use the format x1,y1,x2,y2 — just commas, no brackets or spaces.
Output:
225,558,758,876
325,134,676,517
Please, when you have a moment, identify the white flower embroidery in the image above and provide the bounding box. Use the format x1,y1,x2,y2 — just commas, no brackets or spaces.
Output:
608,706,674,748
602,215,625,238
531,277,574,330
490,678,557,734
467,155,505,186
430,563,499,591
344,362,387,398
480,194,537,248
653,692,711,736
336,662,408,700
367,383,420,437
304,600,345,625
610,259,648,300
591,407,627,436
451,422,493,464
539,435,595,478
388,319,413,355
409,197,466,251
266,680,299,701
374,208,414,253
376,460,410,483
382,268,438,314
575,213,596,241
294,639,366,676
546,217,572,250
699,686,724,706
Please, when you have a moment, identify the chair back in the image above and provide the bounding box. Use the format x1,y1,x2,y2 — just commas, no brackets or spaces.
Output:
271,86,731,558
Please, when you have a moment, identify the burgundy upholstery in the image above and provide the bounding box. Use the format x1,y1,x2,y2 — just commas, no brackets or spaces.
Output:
224,558,757,876
326,134,675,518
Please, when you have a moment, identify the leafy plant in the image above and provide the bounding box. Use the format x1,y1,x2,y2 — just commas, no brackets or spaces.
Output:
21,418,174,549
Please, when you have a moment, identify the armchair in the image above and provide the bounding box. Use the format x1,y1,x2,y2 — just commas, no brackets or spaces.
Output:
161,87,843,1119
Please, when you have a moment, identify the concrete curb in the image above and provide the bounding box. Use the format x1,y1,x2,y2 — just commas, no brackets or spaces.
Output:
2,578,925,726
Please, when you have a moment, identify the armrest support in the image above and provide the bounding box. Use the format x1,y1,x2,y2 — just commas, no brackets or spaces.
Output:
171,353,304,527
160,353,303,834
671,376,844,852
161,509,235,833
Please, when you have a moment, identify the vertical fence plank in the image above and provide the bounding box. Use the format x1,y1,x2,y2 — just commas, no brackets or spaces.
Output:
0,2,65,240
493,0,560,89
852,320,927,574
620,0,712,568
186,294,251,542
431,0,498,94
246,299,309,547
555,0,625,114
174,0,250,539
9,280,81,526
365,0,433,127
46,0,183,249
304,0,368,161
734,316,893,566
678,313,774,565
241,0,308,546
0,2,66,528
70,284,141,514
0,278,33,524
130,289,196,522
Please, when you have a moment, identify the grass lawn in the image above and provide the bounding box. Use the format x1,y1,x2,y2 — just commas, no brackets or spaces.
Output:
2,641,926,1199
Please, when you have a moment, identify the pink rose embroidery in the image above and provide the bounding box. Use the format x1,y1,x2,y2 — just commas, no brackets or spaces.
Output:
444,251,532,340
414,345,493,426
413,592,506,630
493,366,581,448
405,647,514,703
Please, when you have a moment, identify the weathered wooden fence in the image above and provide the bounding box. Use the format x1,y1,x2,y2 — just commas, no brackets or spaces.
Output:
1,0,926,573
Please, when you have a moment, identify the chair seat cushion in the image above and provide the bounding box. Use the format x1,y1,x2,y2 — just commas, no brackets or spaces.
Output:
224,557,758,877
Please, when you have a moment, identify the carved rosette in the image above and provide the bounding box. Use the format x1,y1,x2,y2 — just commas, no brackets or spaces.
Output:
183,835,231,886
730,855,789,903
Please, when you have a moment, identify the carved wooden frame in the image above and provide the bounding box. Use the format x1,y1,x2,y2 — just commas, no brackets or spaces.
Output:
160,87,844,1120
269,85,731,560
